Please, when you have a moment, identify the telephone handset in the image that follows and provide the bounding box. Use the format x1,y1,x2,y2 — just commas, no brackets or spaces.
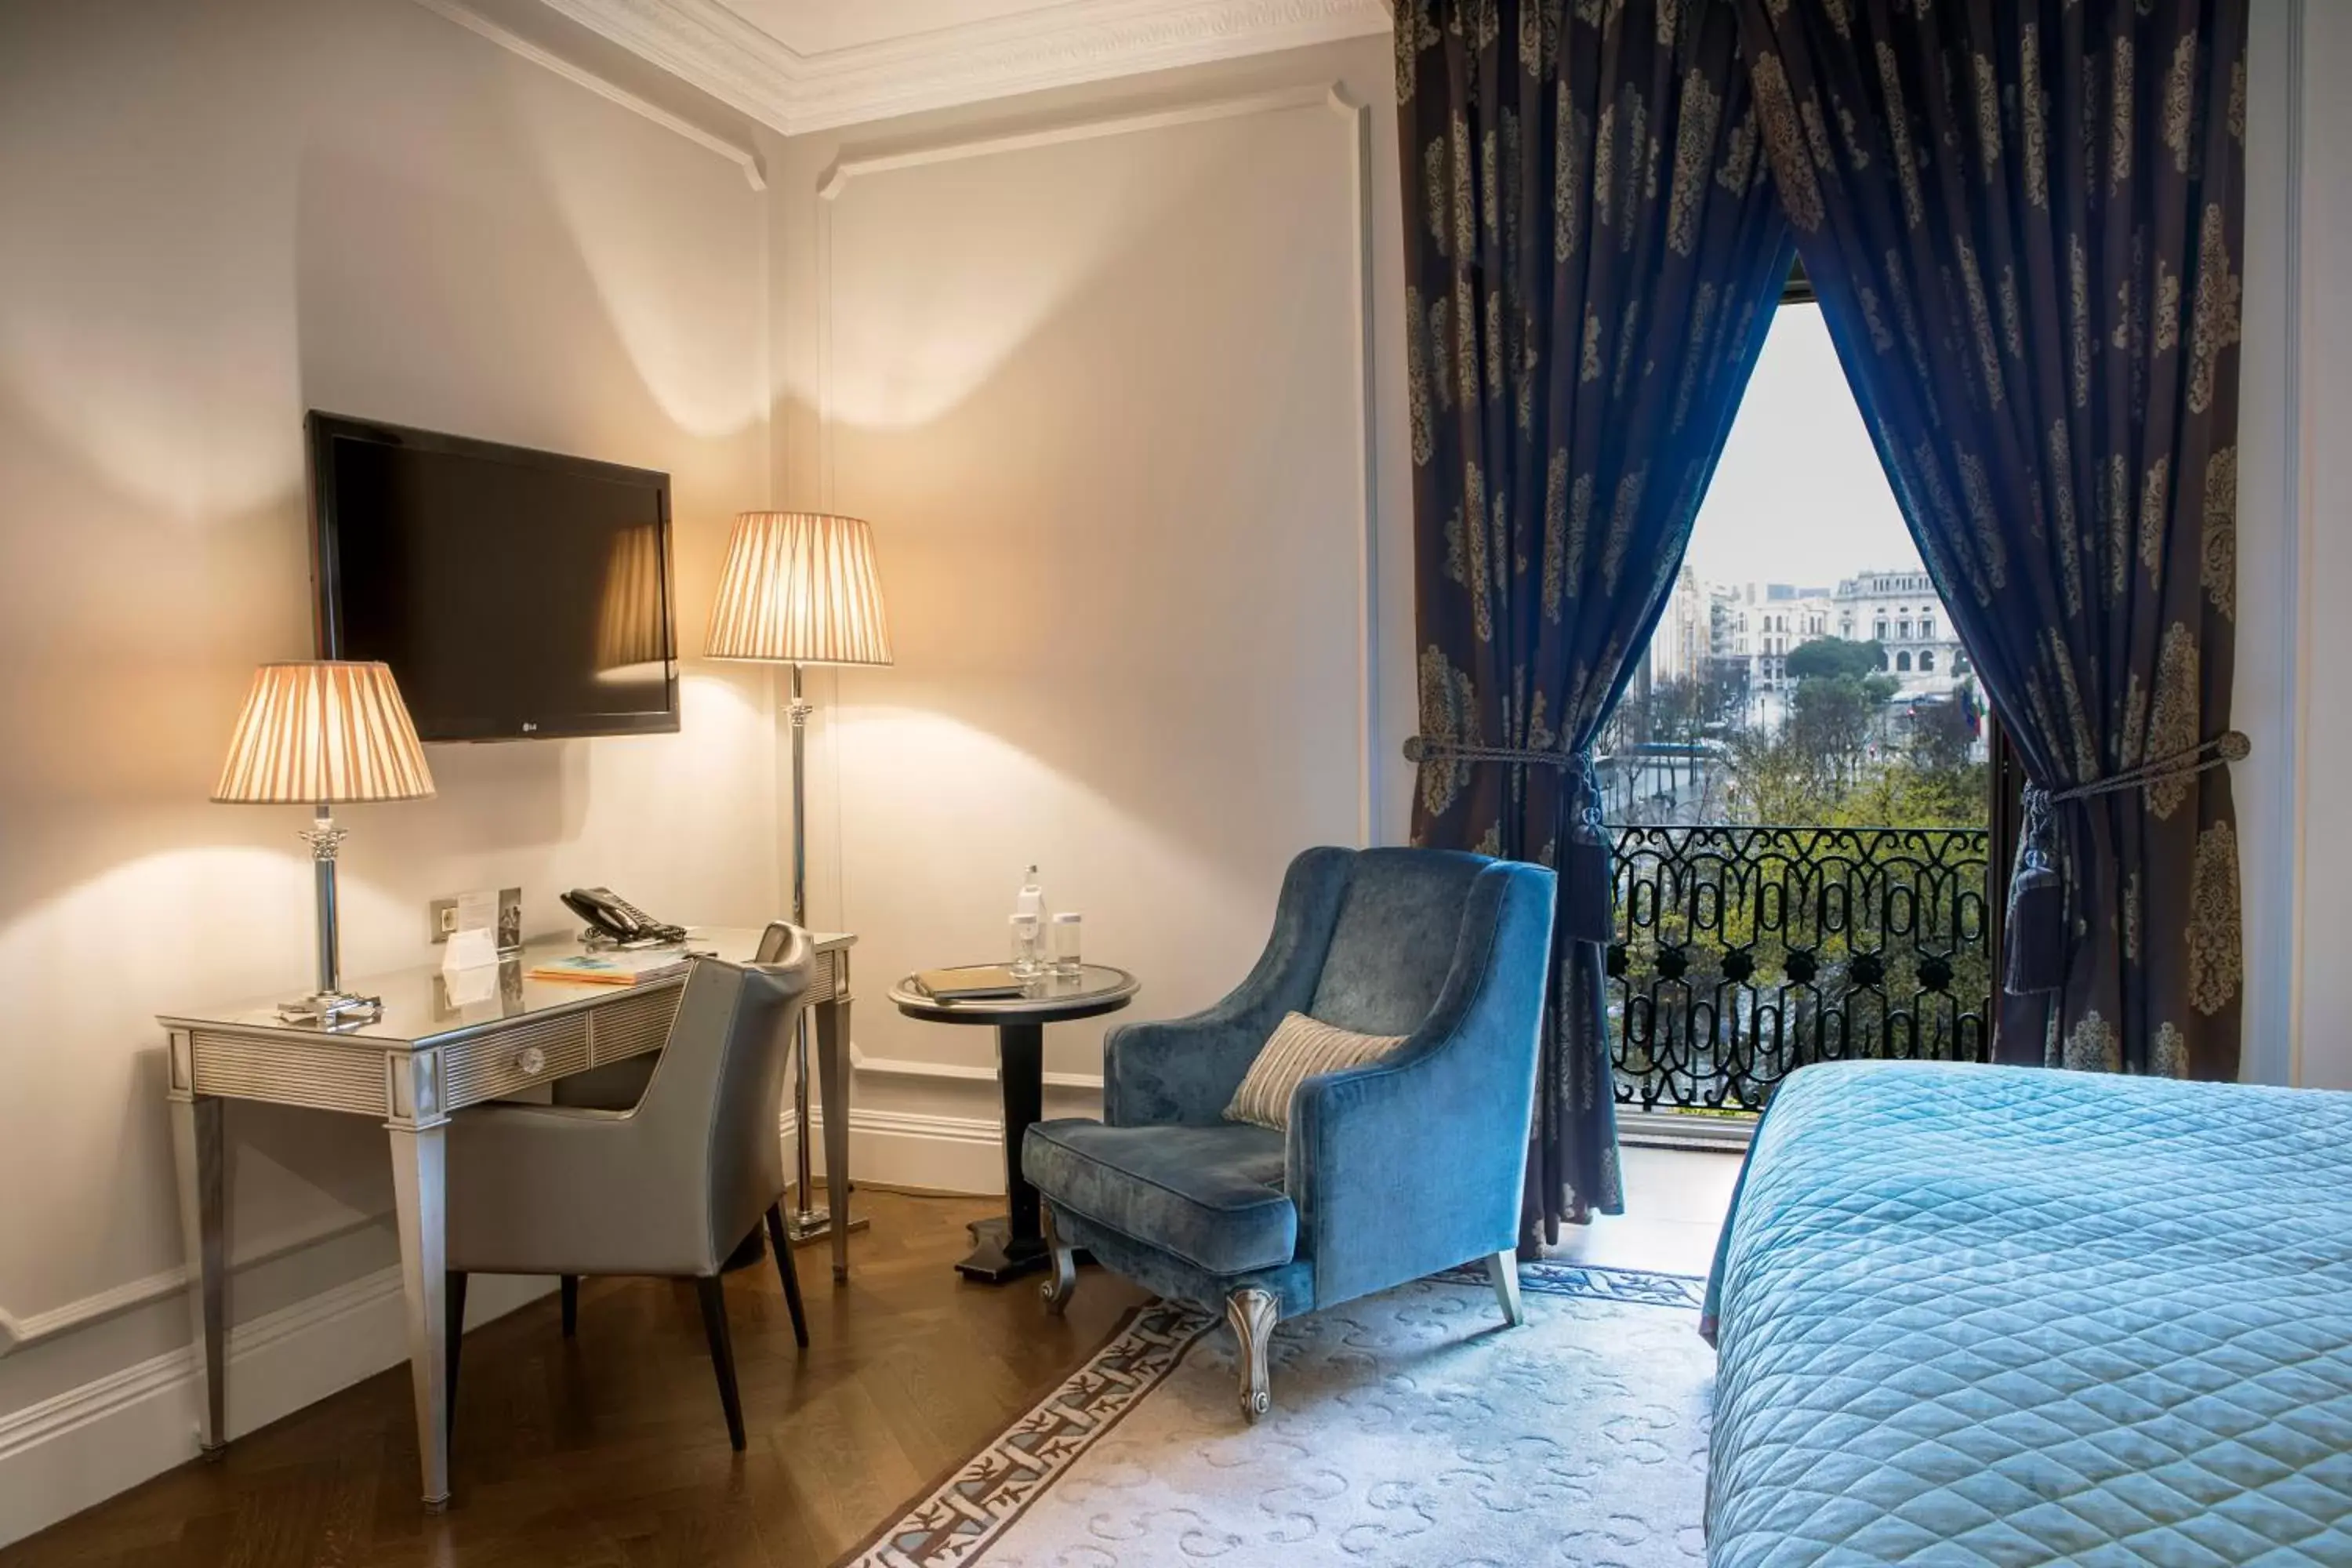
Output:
561,887,687,946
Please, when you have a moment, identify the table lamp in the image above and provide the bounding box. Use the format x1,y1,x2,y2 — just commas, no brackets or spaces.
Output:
706,511,892,1243
213,660,436,1025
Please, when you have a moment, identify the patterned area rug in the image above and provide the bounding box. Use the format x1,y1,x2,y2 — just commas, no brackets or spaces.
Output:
840,1261,1715,1567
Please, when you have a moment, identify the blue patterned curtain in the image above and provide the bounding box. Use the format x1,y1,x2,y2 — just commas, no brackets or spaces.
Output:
1398,0,1795,1245
1737,0,2249,1076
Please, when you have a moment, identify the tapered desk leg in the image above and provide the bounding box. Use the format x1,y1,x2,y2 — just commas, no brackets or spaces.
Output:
168,1094,227,1457
387,1124,452,1510
956,1022,1048,1284
813,990,855,1283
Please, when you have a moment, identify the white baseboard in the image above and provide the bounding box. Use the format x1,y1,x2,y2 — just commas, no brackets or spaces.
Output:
0,1265,548,1548
785,1105,1011,1196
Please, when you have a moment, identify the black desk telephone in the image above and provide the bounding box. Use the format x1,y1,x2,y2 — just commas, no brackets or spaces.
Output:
561,887,687,946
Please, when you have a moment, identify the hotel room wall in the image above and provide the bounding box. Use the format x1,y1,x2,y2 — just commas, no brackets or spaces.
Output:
2260,0,2352,1091
761,37,1416,1183
0,0,777,1536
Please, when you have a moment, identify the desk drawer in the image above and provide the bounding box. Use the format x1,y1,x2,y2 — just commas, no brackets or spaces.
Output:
590,987,680,1064
442,1012,592,1107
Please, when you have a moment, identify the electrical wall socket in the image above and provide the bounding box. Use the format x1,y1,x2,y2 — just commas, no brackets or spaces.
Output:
428,898,459,944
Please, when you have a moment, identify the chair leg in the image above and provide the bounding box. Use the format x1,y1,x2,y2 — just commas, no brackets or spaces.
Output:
1039,1205,1077,1317
445,1271,468,1440
764,1204,810,1348
695,1275,747,1451
1225,1286,1278,1425
560,1275,579,1338
1486,1249,1526,1327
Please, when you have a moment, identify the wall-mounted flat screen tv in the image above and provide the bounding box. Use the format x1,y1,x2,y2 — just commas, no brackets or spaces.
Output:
307,412,679,742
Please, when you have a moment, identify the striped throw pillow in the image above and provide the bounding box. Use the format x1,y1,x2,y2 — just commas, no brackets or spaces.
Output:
1224,1011,1408,1133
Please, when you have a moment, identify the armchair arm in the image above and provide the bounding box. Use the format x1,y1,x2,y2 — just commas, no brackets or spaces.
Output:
1105,847,1355,1126
1285,859,1555,1307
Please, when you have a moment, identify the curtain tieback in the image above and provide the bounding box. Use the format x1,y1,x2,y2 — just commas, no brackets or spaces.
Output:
2005,730,2251,994
1402,736,1614,944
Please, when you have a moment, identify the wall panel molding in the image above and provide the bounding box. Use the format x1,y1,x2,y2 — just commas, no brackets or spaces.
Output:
813,78,1380,836
0,1210,383,1359
0,1266,547,1547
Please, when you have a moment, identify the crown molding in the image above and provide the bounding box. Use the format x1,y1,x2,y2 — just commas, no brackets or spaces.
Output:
531,0,1392,136
411,0,768,187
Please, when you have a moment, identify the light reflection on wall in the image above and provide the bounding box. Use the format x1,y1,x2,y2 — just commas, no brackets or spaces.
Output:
818,143,1213,432
524,80,768,441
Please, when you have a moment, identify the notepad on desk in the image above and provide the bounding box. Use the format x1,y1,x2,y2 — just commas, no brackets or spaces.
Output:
527,952,691,987
910,965,1030,1001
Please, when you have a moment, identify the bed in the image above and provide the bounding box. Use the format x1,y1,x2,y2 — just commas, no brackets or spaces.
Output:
1703,1060,2352,1566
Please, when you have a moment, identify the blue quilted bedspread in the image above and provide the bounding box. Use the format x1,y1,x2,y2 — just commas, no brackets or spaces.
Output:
1704,1061,2352,1566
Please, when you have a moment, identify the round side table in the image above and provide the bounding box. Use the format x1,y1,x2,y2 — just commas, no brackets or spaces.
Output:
888,964,1138,1283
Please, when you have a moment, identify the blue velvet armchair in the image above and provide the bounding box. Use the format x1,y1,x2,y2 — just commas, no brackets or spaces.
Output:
1022,845,1557,1421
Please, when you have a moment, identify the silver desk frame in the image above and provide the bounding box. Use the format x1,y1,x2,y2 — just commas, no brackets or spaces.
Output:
158,926,856,1511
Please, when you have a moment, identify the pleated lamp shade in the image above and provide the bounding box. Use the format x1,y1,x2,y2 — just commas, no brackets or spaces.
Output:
212,661,437,804
704,511,893,667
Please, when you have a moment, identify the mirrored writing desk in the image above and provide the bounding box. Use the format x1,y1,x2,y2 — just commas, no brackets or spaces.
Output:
158,925,855,1511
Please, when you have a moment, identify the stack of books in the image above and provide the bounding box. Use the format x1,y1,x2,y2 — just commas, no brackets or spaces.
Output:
526,950,692,987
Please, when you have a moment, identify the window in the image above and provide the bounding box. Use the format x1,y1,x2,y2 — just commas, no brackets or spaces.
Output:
1899,620,1913,639
1920,650,1936,672
1612,299,1987,833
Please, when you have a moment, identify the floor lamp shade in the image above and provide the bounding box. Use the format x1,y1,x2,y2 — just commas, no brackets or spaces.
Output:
704,512,894,667
212,661,436,804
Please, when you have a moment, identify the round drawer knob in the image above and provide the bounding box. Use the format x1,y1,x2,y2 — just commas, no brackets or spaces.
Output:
516,1045,547,1076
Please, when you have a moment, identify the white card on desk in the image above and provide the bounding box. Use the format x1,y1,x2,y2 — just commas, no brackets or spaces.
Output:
442,927,499,973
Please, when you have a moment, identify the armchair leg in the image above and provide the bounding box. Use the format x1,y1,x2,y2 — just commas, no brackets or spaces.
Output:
695,1276,747,1451
1039,1206,1077,1317
764,1204,810,1348
1486,1250,1526,1327
560,1275,579,1338
1225,1287,1278,1425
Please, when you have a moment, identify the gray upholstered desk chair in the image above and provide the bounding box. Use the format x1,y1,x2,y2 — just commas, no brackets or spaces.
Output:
443,934,816,1453
1022,846,1556,1421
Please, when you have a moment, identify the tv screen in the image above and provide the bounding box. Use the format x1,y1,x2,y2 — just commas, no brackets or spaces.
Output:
307,412,678,742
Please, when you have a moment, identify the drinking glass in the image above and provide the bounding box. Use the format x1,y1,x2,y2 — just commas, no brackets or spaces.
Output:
1009,914,1044,978
1049,912,1083,978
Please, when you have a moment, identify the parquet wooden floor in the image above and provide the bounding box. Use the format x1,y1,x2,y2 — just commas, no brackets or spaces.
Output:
1,1191,1149,1568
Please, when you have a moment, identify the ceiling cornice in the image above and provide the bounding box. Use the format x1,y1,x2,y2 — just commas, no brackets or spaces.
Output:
531,0,1392,136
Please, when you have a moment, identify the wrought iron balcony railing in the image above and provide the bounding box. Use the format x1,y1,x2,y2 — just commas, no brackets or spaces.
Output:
1606,822,1993,1116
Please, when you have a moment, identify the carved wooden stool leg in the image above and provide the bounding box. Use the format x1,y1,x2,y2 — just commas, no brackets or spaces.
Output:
1039,1205,1078,1316
1225,1286,1278,1423
1485,1249,1526,1327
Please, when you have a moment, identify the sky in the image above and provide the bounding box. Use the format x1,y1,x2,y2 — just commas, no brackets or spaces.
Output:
1682,301,1923,591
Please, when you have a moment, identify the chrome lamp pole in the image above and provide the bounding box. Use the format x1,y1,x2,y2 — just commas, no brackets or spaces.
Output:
780,662,862,1242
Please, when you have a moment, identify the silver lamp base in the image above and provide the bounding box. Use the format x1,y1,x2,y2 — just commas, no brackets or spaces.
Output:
780,1202,869,1245
277,990,383,1027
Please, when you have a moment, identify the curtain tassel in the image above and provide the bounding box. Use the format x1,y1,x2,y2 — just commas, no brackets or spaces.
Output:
2003,731,2250,996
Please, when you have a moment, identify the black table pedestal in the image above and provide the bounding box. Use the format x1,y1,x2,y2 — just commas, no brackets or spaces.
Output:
956,1021,1048,1283
887,964,1138,1287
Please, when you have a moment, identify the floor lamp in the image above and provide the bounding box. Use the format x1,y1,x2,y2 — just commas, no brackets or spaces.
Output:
706,511,893,1243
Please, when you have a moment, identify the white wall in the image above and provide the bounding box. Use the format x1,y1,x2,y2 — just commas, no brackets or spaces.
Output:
764,40,1416,1184
0,0,777,1537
